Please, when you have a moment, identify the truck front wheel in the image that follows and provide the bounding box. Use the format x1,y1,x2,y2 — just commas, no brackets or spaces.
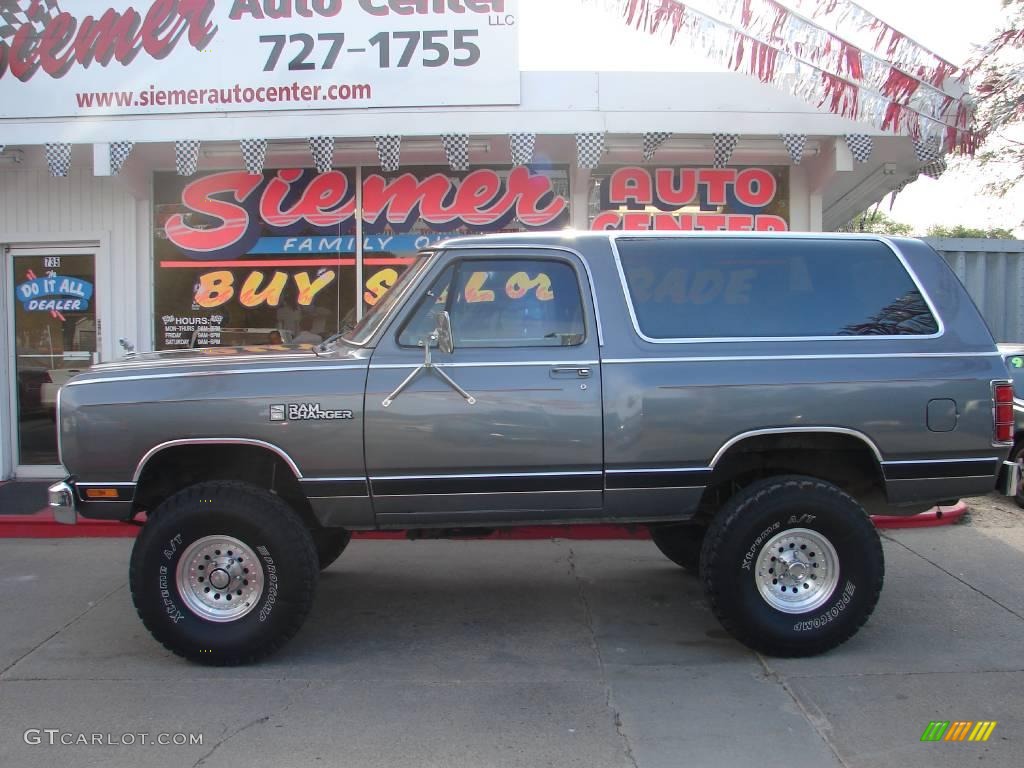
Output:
700,475,883,657
129,481,318,665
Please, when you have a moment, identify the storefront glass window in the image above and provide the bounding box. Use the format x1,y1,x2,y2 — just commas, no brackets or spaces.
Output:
153,166,569,349
153,169,358,350
359,166,570,314
588,166,789,231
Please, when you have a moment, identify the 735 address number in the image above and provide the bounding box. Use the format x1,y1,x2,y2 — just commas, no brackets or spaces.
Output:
260,29,481,71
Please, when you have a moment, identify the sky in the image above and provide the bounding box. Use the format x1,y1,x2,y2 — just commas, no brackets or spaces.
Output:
518,0,1022,236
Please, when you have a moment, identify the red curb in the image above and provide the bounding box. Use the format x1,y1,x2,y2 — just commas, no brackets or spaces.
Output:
870,501,967,529
0,503,968,539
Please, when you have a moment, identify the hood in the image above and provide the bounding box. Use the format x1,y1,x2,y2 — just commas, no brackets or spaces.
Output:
71,342,370,383
92,343,319,370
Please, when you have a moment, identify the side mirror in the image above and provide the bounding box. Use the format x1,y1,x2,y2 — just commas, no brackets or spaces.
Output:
435,310,454,354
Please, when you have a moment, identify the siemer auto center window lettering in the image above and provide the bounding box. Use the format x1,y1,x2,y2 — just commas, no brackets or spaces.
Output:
589,166,790,231
153,165,569,350
616,238,939,339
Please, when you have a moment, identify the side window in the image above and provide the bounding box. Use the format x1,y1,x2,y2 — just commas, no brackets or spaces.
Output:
399,258,586,348
616,238,940,339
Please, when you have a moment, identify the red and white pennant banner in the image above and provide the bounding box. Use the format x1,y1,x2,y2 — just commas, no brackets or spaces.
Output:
693,0,956,124
587,0,977,152
785,0,964,88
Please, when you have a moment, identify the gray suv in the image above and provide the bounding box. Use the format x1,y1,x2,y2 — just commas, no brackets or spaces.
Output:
49,232,1019,665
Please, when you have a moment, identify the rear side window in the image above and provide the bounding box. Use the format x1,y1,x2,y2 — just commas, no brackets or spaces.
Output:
616,238,939,340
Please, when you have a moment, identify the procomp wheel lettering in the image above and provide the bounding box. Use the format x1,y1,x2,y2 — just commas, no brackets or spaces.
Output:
741,521,781,570
792,580,857,632
256,545,278,623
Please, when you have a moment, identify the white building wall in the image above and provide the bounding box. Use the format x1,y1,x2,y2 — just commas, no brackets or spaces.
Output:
0,168,150,476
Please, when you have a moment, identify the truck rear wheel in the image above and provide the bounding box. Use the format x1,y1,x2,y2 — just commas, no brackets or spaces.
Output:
129,481,318,665
700,475,883,657
312,529,352,570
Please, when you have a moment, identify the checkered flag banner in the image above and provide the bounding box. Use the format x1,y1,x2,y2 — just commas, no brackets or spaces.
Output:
844,134,873,164
308,136,334,173
642,132,671,162
509,133,536,166
713,134,739,168
240,139,267,176
375,135,401,172
912,137,942,164
889,175,918,210
109,141,133,176
780,134,807,165
576,132,605,169
44,142,71,177
175,140,201,176
920,158,947,180
0,1,61,36
442,133,470,172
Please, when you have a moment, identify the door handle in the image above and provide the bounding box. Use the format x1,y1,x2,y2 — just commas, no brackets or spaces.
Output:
550,367,591,379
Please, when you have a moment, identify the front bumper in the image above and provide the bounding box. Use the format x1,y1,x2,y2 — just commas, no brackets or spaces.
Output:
998,459,1021,497
48,480,77,525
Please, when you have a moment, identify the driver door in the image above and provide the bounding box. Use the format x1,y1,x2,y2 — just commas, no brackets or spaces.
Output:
363,249,603,527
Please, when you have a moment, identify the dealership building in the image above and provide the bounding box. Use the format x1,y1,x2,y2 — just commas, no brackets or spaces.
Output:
0,0,971,478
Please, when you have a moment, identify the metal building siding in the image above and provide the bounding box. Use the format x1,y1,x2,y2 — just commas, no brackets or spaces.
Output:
929,239,1024,343
0,167,149,358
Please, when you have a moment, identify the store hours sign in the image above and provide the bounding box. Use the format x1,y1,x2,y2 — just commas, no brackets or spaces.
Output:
0,0,520,118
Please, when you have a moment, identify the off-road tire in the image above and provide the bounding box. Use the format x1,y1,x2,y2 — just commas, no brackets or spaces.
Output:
700,475,883,657
312,529,352,570
649,523,706,573
129,481,318,666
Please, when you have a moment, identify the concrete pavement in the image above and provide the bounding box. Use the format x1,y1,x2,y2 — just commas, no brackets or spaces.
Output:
0,498,1021,768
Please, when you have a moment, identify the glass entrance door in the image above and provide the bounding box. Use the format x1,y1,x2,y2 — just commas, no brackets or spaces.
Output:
10,252,96,467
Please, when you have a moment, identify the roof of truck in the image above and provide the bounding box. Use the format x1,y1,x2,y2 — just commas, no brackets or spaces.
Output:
433,231,917,249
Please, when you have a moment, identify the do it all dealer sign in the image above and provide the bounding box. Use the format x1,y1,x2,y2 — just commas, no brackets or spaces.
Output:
0,0,520,118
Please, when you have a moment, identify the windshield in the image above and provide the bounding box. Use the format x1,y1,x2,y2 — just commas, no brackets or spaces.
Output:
328,252,433,348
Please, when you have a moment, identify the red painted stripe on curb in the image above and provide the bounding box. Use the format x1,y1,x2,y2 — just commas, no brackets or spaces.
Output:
0,504,968,539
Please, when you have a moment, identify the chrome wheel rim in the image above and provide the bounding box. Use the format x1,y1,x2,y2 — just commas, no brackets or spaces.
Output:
754,528,839,614
175,535,263,622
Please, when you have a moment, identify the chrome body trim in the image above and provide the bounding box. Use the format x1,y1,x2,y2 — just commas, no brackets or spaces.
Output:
602,352,1001,364
1000,460,1021,496
371,360,600,370
47,481,77,525
710,427,885,466
93,351,319,371
301,476,366,482
55,384,64,468
606,467,711,474
133,438,304,482
66,364,367,387
880,457,1000,466
607,233,946,344
370,470,603,481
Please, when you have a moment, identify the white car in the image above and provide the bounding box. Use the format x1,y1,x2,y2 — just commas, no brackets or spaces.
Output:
41,367,89,415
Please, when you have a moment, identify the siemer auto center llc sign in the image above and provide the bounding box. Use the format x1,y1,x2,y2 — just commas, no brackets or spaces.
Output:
0,0,520,118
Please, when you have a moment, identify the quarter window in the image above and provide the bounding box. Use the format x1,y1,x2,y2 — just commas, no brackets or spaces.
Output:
616,238,939,339
399,259,586,348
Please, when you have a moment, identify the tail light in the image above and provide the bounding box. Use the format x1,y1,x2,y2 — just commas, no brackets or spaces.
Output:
993,381,1015,444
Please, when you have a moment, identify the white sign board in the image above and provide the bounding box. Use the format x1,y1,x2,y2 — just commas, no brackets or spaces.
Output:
0,0,520,118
